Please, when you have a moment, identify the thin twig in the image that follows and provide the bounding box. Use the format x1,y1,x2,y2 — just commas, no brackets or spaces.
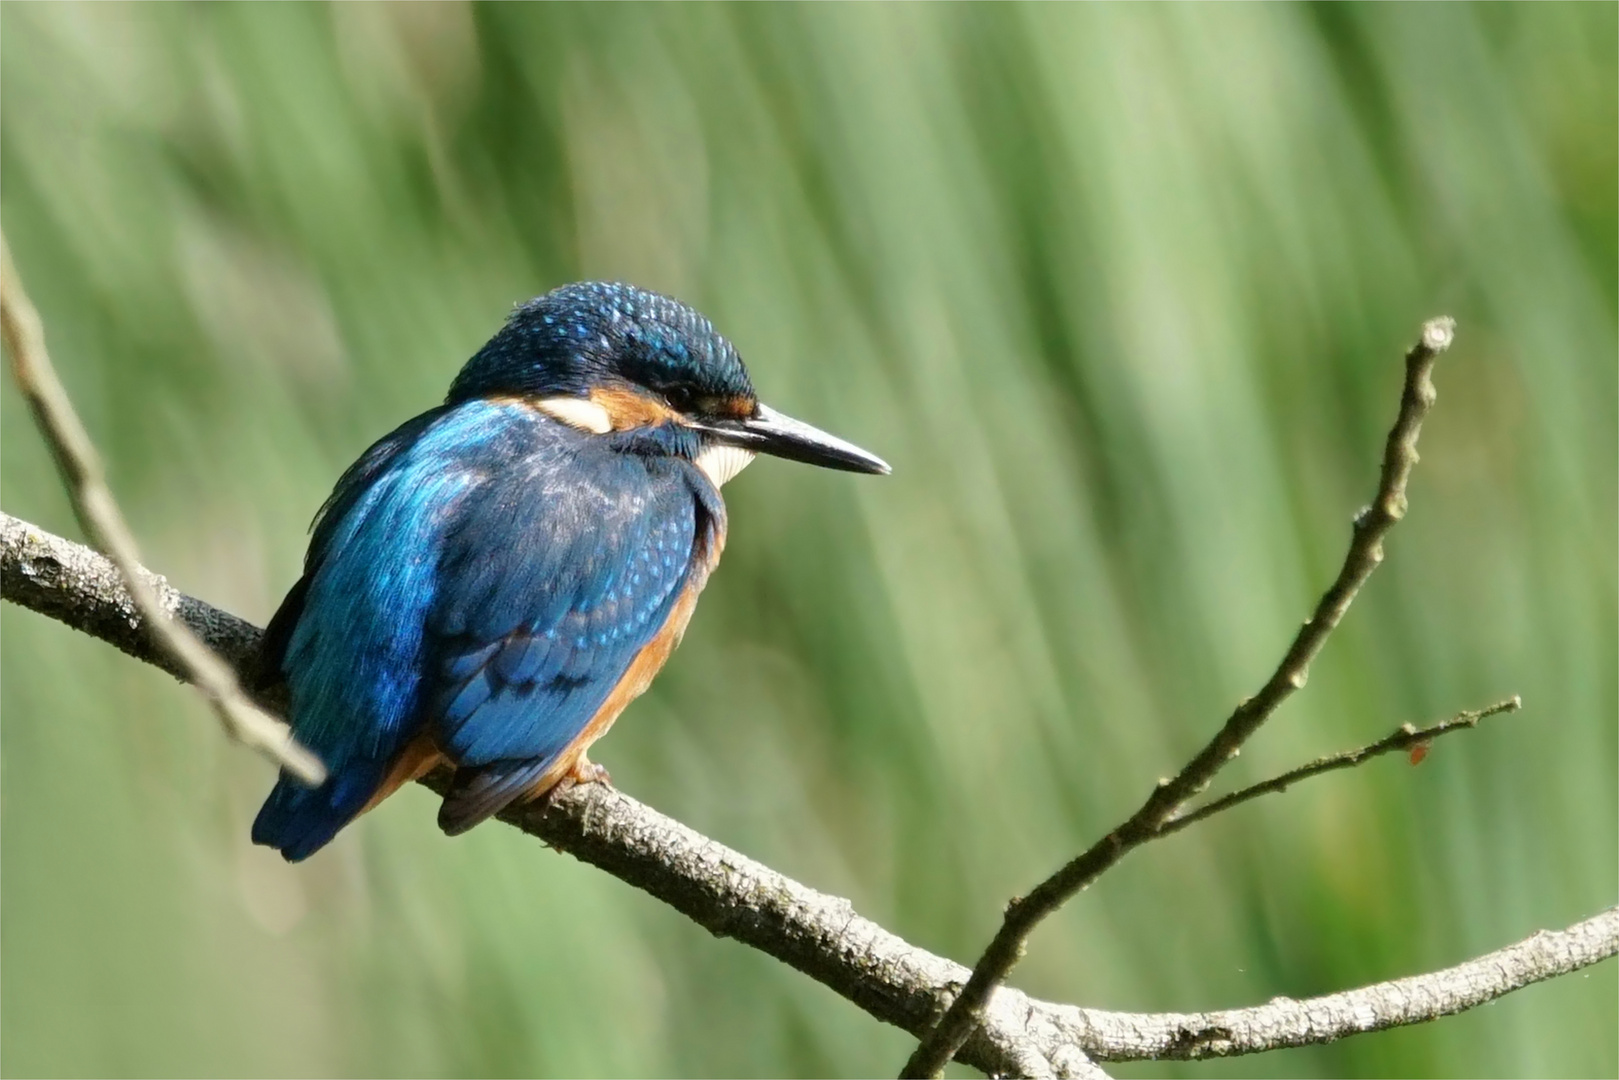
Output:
0,237,324,784
1160,696,1522,836
901,318,1458,1077
3,511,1613,1077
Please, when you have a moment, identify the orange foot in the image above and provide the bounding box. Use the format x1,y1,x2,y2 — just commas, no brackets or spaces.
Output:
566,753,611,788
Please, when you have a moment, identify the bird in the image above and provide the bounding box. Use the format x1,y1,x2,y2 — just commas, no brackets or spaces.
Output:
251,282,889,861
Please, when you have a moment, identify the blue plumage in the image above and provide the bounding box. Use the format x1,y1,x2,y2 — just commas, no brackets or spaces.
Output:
253,283,888,861
428,421,722,768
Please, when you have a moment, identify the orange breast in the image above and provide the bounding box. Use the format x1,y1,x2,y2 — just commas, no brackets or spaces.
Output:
523,515,725,799
362,733,446,815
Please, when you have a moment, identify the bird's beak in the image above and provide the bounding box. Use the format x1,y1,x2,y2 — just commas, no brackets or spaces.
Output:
694,403,891,475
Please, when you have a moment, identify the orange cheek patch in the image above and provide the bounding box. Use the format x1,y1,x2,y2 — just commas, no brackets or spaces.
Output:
590,387,678,430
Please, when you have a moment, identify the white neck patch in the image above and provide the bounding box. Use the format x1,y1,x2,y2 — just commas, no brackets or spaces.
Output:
536,395,755,487
533,395,613,434
694,443,756,487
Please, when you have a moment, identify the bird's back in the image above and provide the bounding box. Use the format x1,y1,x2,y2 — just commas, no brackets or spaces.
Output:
252,398,725,860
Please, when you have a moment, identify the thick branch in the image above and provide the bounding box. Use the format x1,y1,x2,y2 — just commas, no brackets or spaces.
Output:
2,511,1613,1077
0,510,1060,1078
902,318,1458,1077
0,238,322,783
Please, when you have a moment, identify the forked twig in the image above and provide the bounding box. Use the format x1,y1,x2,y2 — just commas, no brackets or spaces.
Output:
5,513,1612,1076
7,282,1601,1077
902,318,1459,1077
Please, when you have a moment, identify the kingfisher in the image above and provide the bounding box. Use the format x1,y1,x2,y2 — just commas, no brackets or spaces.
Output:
251,282,888,861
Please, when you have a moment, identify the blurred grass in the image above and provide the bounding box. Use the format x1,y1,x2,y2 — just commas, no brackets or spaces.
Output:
1,3,1613,1077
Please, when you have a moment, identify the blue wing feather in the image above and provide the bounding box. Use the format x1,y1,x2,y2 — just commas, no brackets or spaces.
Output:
253,400,547,859
252,399,722,860
425,440,708,768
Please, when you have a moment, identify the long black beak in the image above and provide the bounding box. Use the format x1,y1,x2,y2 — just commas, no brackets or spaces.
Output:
694,403,890,475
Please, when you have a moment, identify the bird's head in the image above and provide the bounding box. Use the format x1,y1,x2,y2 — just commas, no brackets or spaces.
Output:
448,282,889,484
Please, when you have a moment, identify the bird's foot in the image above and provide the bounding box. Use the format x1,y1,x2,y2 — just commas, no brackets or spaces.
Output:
536,755,612,810
566,754,611,788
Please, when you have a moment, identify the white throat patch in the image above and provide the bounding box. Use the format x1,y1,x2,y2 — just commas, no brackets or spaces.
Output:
694,443,756,488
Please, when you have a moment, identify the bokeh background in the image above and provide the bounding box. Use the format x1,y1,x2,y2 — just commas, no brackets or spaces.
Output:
2,3,1614,1077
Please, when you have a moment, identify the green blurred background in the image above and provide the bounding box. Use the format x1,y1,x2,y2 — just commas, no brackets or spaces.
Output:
2,3,1614,1077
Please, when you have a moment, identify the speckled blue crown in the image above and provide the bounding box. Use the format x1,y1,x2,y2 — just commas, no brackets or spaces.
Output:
448,282,755,405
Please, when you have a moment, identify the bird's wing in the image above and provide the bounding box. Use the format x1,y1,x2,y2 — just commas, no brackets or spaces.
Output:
253,400,536,859
256,406,450,693
423,436,722,832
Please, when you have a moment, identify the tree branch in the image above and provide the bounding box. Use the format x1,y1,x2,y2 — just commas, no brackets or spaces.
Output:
6,294,1612,1077
1160,696,1523,836
6,510,1614,1078
902,318,1459,1077
0,510,1065,1078
1046,907,1619,1061
0,238,323,783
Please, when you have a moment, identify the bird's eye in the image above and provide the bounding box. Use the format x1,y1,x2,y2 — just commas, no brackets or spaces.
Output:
664,387,697,414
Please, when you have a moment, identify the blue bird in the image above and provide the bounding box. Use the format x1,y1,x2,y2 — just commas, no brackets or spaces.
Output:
251,283,888,861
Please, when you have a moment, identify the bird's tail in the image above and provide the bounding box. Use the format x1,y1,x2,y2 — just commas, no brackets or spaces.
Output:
436,758,552,836
251,761,386,862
